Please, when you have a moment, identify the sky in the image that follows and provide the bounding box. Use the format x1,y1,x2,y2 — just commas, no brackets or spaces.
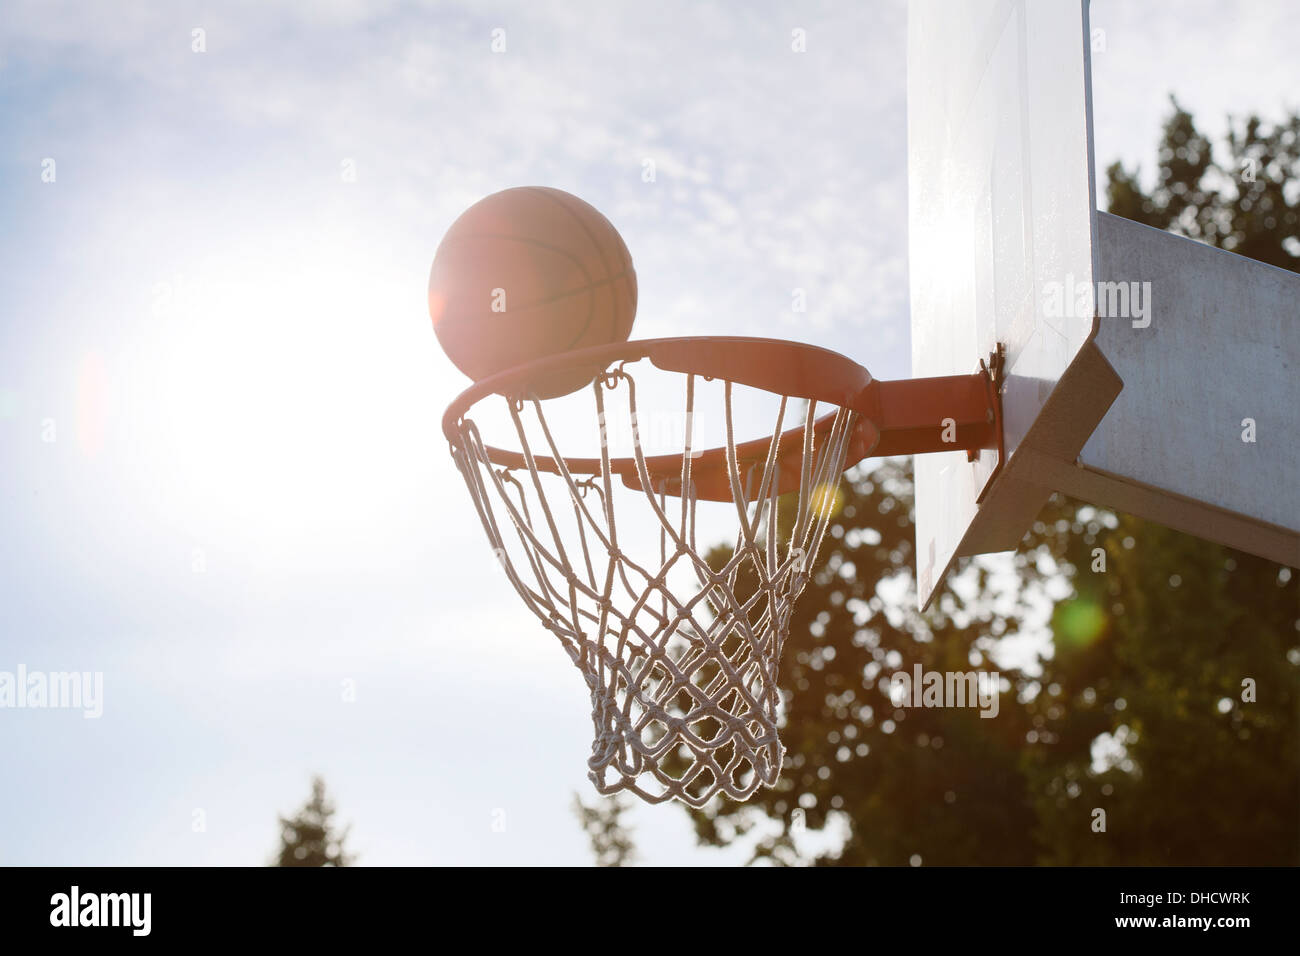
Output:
0,0,1296,866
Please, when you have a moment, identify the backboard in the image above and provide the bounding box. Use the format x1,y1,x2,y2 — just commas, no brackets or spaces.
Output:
908,0,1121,607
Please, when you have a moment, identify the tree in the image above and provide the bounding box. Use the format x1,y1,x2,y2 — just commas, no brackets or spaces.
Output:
672,102,1300,865
573,793,637,866
1106,95,1299,270
1023,510,1298,864
273,776,355,867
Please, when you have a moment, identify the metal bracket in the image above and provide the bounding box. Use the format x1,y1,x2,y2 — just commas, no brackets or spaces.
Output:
967,343,1006,463
970,344,1007,510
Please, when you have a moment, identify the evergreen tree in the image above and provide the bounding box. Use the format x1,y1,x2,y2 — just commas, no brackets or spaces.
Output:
273,777,355,867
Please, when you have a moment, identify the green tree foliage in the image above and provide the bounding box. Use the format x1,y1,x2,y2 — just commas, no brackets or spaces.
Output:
1107,95,1299,269
1024,513,1298,864
674,103,1300,865
273,776,355,867
572,793,637,866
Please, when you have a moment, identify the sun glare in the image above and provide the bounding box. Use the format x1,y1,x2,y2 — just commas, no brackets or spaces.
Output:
135,246,444,563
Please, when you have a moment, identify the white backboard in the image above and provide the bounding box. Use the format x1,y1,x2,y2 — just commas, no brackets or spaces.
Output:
908,0,1114,607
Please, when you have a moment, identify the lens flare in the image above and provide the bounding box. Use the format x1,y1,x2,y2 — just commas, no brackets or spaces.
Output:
810,482,844,519
1055,599,1108,647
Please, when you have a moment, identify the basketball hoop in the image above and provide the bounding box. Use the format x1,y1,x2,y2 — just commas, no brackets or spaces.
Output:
443,337,1000,806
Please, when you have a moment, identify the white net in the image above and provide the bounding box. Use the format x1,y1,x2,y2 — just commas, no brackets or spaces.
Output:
447,359,857,807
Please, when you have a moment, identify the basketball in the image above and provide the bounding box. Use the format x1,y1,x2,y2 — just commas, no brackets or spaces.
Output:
429,186,637,399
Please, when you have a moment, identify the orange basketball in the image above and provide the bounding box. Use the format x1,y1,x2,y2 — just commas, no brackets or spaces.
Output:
429,186,637,398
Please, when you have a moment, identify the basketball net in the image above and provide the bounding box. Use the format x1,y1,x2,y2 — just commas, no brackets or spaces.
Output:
447,360,857,807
